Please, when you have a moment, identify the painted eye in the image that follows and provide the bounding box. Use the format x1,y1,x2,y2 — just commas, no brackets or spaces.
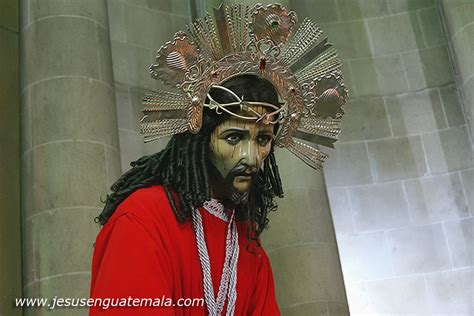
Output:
257,135,272,146
226,134,241,145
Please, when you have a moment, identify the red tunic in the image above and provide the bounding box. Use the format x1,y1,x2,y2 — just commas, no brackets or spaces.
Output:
89,185,280,315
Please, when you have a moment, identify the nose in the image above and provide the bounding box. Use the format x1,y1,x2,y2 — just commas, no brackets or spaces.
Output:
241,140,260,168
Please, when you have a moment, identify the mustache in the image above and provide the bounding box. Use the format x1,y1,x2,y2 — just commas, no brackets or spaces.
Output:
227,164,258,178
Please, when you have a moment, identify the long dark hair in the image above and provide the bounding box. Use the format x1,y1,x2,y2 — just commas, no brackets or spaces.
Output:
95,74,284,244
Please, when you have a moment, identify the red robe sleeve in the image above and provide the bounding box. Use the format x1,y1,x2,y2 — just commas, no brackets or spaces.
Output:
248,248,281,316
89,213,175,315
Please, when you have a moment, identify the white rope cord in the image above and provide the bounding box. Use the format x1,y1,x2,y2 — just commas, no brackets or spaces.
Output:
214,210,235,315
192,209,217,315
192,200,239,315
226,220,239,316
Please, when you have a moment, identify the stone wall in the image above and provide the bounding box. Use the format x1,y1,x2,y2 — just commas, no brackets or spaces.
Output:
315,0,474,314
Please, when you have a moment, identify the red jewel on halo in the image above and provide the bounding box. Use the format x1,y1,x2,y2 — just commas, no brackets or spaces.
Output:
259,58,266,72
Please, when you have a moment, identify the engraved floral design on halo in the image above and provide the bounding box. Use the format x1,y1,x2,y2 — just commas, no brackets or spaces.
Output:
251,4,297,46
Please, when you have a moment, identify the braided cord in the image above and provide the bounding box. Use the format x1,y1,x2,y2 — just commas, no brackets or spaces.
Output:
192,202,239,316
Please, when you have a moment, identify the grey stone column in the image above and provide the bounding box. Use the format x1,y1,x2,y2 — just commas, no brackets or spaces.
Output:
0,1,21,315
262,150,348,315
439,0,474,146
20,0,121,314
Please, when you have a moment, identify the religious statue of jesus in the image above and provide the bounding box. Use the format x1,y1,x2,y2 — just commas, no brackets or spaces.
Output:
89,3,347,315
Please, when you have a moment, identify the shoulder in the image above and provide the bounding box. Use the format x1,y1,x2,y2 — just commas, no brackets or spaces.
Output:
105,185,176,231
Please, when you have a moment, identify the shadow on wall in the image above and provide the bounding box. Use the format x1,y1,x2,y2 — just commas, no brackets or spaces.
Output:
310,0,474,314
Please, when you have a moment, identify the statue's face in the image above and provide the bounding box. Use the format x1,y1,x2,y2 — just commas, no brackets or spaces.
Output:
209,106,275,193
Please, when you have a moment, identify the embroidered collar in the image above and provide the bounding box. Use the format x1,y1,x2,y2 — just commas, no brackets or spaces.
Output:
201,199,231,222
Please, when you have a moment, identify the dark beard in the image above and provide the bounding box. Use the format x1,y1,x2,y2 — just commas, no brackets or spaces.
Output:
207,161,254,207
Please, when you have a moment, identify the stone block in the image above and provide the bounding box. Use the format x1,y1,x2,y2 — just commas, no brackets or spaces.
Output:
20,88,33,152
439,85,466,127
29,0,108,26
264,159,337,245
388,0,434,13
337,0,390,20
385,89,446,136
24,273,92,316
444,218,474,268
307,185,339,244
291,0,339,23
405,173,469,224
344,282,370,315
341,60,355,95
111,40,156,87
337,232,392,282
261,186,323,251
115,83,133,131
268,243,346,306
366,276,431,314
123,0,148,7
418,7,445,47
425,268,474,314
441,0,474,36
463,76,474,116
327,187,354,234
105,146,122,187
387,224,451,275
349,182,410,232
23,17,100,85
24,208,100,280
119,130,144,171
350,55,408,97
280,301,328,315
0,0,18,31
0,29,19,151
22,142,109,217
142,136,171,155
319,21,372,59
124,4,188,49
275,148,326,188
422,126,474,174
20,0,31,29
367,12,424,55
324,142,373,187
339,96,391,141
146,0,190,15
367,136,427,181
130,86,147,132
107,0,126,42
463,77,474,145
327,301,349,315
97,25,115,85
461,169,474,215
452,24,474,83
282,301,349,316
403,45,454,91
32,77,119,150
